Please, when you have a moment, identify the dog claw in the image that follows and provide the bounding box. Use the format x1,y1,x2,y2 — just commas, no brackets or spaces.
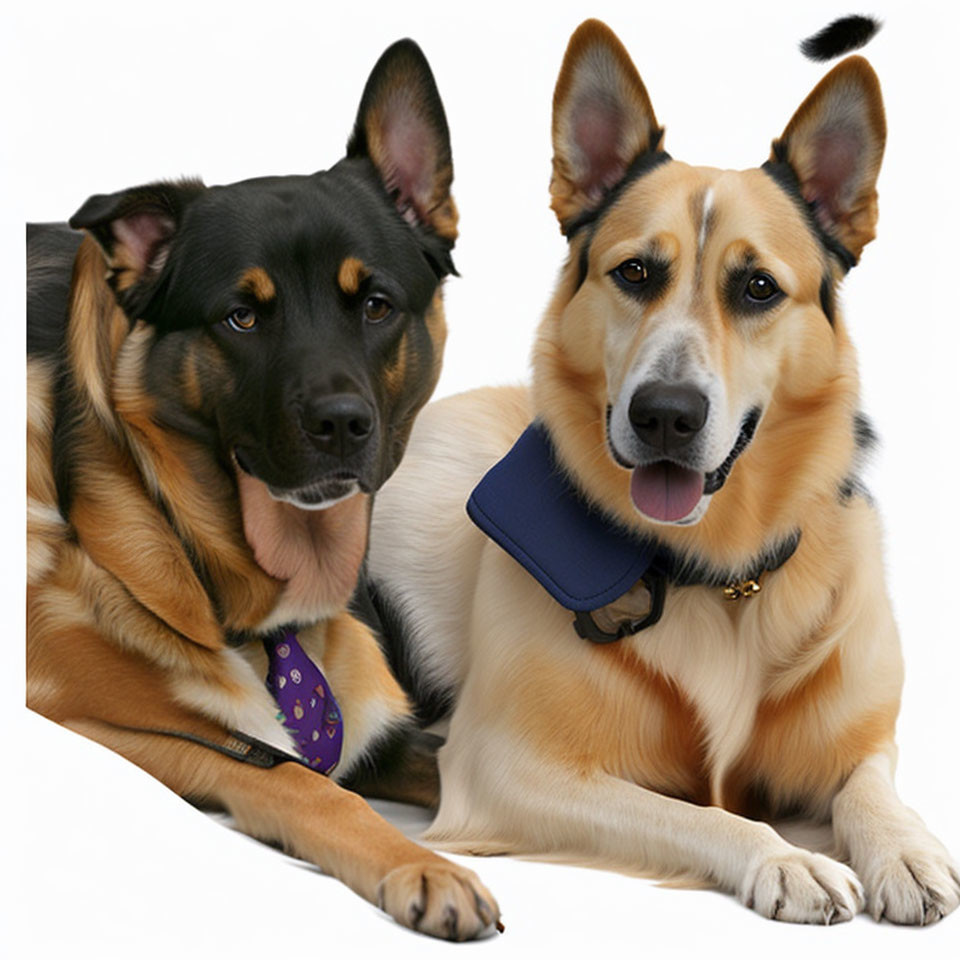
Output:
741,849,861,924
378,861,501,940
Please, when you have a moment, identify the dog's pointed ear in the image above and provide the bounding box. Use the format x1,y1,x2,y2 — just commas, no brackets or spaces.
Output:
770,56,885,263
347,39,456,242
550,20,664,233
69,179,205,293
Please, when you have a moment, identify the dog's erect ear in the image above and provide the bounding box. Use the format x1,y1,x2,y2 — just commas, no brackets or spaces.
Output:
347,39,456,242
770,56,885,263
69,180,205,293
550,20,664,233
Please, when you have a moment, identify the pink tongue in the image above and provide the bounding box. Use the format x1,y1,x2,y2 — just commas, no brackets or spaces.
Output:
630,462,704,522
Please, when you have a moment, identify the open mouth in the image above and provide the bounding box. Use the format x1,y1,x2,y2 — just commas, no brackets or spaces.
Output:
625,407,761,523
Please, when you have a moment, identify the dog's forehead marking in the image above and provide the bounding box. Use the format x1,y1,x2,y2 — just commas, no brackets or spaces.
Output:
691,186,715,256
337,257,369,296
238,267,276,303
691,185,717,297
697,188,715,256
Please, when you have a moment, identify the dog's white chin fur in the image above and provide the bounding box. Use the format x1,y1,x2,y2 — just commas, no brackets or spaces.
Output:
266,482,361,512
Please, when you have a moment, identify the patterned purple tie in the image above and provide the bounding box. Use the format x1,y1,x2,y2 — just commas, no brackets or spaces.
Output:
263,628,343,774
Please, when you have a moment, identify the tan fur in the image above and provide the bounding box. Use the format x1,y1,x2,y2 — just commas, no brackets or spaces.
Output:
112,324,282,631
238,266,277,302
180,343,204,409
383,330,410,398
424,293,448,383
535,164,856,571
28,211,497,937
66,237,130,428
60,708,496,936
337,256,368,296
368,22,959,925
27,357,67,584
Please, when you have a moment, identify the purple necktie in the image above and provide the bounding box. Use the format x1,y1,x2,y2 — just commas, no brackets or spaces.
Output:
264,629,343,774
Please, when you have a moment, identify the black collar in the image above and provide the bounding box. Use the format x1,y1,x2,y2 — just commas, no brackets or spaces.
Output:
573,530,801,643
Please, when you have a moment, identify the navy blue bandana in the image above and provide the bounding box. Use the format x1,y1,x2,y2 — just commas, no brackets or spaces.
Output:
467,421,799,643
467,421,658,612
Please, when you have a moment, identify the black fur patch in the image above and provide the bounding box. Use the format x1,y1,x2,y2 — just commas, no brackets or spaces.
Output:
838,412,878,505
838,475,872,505
702,407,762,496
723,261,786,318
819,274,836,326
853,411,879,452
339,724,443,807
26,224,82,356
800,16,881,62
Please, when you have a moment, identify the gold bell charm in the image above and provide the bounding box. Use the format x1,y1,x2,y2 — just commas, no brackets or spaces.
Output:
723,578,762,601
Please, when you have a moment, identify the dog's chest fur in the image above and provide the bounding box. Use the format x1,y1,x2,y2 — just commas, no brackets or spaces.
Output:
622,580,822,811
588,514,896,818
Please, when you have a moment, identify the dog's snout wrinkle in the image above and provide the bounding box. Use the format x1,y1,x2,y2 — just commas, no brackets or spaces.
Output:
628,382,708,455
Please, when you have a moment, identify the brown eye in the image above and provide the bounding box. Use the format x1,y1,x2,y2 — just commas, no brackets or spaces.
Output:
224,307,257,332
363,295,393,323
746,273,779,302
615,259,648,284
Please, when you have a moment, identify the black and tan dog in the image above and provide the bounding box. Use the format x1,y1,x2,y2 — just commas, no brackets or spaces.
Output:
26,39,498,939
367,21,960,925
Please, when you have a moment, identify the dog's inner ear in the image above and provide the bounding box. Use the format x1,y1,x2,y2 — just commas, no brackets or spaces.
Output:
551,19,663,232
348,39,456,241
772,56,885,262
70,180,205,292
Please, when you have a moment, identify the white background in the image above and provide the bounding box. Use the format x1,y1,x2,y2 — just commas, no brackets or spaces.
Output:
2,1,959,957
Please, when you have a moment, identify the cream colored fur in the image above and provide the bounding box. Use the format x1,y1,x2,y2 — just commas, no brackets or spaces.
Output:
367,20,960,926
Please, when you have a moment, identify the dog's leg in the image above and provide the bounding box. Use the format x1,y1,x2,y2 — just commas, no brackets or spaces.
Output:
832,748,960,924
431,745,862,924
67,718,499,940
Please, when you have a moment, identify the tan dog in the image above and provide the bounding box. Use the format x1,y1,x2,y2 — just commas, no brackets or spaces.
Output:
26,38,498,939
367,20,960,924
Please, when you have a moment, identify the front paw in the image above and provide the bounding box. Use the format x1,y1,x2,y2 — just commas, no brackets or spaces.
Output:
377,859,501,940
741,848,864,924
860,844,960,925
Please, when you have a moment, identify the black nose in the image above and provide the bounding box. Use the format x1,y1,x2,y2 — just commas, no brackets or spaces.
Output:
628,383,709,454
301,393,374,458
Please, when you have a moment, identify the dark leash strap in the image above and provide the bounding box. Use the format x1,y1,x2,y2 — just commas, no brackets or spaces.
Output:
108,723,308,770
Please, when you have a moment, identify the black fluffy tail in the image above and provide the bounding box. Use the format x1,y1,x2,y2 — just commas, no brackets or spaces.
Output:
800,15,881,62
